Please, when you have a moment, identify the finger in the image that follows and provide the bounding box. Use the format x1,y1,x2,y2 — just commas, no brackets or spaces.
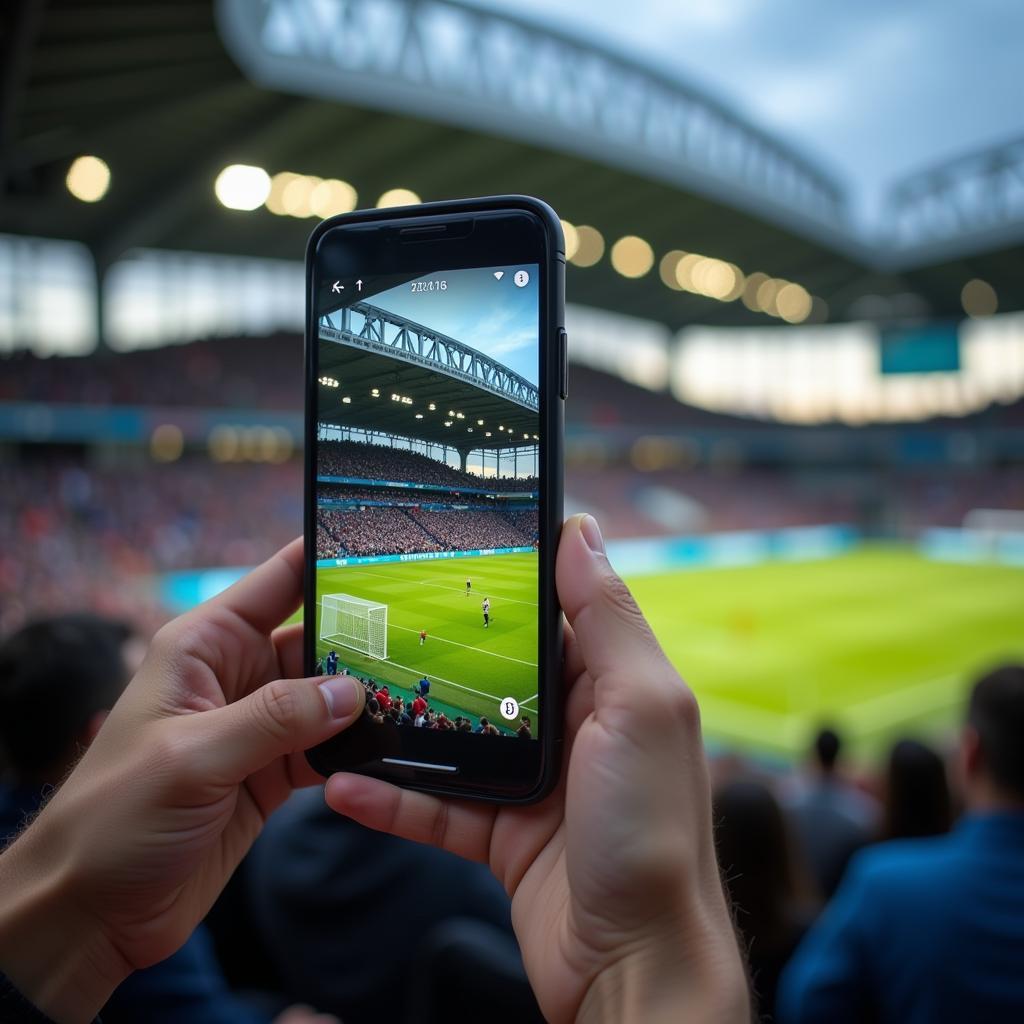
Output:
325,772,497,864
562,617,586,684
196,673,364,782
207,537,304,636
555,514,670,685
273,621,305,679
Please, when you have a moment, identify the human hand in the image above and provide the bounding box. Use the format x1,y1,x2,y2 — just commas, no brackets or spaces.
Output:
326,515,748,1023
0,539,364,1024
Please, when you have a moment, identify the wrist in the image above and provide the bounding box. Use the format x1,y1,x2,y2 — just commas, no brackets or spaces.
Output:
576,918,749,1024
0,809,130,1024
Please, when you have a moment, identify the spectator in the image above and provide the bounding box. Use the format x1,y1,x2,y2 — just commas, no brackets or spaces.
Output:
881,739,953,840
779,665,1024,1024
715,780,813,1021
0,615,325,1024
784,726,878,898
245,789,542,1024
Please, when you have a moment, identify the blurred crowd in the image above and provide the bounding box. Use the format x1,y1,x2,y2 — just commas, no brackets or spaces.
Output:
2,612,1021,1022
0,454,301,636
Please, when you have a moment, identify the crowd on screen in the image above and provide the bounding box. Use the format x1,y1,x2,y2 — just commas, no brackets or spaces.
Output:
317,440,539,492
2,611,1021,1021
321,674,533,739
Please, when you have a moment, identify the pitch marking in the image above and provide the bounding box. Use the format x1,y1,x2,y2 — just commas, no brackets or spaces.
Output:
390,622,537,667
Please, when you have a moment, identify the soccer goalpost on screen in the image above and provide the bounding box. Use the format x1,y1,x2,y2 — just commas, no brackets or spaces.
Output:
320,594,388,660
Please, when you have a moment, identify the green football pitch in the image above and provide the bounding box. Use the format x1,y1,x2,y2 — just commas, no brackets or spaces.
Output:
626,545,1024,761
315,553,539,735
313,545,1024,757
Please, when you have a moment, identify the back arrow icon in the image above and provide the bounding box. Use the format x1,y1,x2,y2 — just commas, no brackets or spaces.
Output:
331,281,343,293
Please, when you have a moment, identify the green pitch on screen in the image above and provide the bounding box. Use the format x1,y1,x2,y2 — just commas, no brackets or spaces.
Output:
315,553,539,735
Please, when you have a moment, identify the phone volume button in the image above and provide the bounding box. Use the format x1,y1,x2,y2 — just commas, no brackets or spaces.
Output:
558,328,568,399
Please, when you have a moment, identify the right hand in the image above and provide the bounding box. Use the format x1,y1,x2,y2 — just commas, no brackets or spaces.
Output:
326,514,748,1023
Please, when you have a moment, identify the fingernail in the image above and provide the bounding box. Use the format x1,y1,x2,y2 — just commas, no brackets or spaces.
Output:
580,514,605,554
319,677,361,720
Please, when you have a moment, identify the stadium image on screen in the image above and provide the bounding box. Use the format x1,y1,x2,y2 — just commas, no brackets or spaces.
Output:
315,266,541,739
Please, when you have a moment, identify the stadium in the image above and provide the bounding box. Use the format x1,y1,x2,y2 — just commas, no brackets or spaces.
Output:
312,282,542,737
2,1,1024,1021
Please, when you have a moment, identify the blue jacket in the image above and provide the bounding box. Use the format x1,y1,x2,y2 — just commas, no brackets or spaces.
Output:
779,813,1024,1024
0,783,268,1024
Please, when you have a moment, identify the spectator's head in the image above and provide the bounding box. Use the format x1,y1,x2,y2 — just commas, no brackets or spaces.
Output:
0,614,133,785
715,779,809,949
368,698,380,715
812,727,841,775
882,739,952,840
964,664,1024,808
479,717,489,728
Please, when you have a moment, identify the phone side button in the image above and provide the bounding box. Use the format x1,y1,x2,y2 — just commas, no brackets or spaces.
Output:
381,758,458,773
558,327,569,399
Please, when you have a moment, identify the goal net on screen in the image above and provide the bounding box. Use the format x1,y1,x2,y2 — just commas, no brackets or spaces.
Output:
320,594,388,660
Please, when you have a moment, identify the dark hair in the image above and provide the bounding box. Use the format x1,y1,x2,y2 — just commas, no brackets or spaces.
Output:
969,664,1024,800
882,739,952,840
479,717,488,727
813,727,841,772
715,780,808,950
0,615,131,780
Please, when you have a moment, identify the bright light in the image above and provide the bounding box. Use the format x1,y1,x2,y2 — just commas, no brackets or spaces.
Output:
756,277,782,316
962,278,998,318
370,388,379,397
444,420,452,426
265,172,299,216
428,402,436,410
776,282,813,323
214,164,271,211
675,254,703,291
341,396,352,404
485,431,492,437
560,220,580,260
282,175,320,218
377,188,421,208
477,418,484,425
318,376,339,387
66,155,111,203
742,272,769,311
659,250,686,291
310,178,358,218
150,423,184,462
415,413,424,419
456,412,465,419
570,225,604,267
610,235,654,278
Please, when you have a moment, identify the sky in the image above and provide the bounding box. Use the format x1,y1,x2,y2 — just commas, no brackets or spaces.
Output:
370,265,540,385
477,0,1024,229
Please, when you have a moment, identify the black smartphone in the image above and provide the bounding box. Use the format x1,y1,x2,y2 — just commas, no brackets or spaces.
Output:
303,196,566,804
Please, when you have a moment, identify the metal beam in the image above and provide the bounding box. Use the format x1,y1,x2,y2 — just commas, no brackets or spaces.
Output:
217,0,847,245
321,302,540,411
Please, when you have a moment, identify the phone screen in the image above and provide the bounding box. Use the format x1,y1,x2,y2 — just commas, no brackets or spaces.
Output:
313,261,542,746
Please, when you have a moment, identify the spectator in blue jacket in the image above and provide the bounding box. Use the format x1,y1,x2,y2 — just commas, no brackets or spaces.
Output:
779,664,1024,1024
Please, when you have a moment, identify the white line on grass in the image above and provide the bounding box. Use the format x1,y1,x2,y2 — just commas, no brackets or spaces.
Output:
390,622,537,667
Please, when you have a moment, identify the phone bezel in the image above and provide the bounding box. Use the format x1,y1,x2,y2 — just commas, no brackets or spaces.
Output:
303,195,565,804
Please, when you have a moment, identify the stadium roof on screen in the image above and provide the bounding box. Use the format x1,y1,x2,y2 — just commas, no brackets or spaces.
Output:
317,335,539,451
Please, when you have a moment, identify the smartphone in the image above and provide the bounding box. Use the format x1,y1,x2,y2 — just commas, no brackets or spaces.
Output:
303,196,566,803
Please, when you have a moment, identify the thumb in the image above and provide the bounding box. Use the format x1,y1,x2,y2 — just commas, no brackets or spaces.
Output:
556,514,672,686
199,674,365,781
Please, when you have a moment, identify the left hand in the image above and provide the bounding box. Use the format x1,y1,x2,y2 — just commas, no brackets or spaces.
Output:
0,539,364,1024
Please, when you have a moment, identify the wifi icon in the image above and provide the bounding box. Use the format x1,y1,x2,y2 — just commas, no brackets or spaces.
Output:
493,271,504,280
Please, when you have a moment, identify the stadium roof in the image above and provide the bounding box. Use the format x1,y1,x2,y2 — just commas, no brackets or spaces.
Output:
2,0,1022,331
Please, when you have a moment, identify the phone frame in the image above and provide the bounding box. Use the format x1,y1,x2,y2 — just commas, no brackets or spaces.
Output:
303,195,565,804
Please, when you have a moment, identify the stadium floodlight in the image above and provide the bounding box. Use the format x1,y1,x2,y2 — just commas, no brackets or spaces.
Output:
444,420,452,427
342,396,352,403
66,155,110,203
215,164,271,211
477,418,484,425
428,403,436,410
371,388,380,397
321,594,388,660
415,413,423,419
377,188,421,208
